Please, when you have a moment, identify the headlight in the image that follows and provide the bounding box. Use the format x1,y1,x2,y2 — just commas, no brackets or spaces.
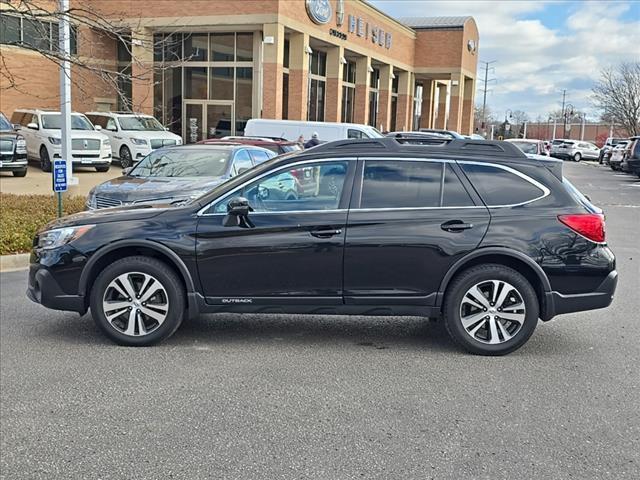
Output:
102,139,110,146
176,138,183,145
85,191,97,210
131,138,148,145
37,225,94,250
48,137,61,145
16,135,26,153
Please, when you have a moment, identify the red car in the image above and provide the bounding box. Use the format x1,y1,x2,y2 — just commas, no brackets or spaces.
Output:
199,136,302,156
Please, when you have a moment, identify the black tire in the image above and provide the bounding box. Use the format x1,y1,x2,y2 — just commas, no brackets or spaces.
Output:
39,146,51,172
95,165,110,173
573,152,582,162
443,264,539,356
90,256,185,346
12,168,27,177
119,145,133,168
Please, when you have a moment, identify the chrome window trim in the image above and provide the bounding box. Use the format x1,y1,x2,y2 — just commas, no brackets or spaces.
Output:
197,157,357,216
197,156,551,216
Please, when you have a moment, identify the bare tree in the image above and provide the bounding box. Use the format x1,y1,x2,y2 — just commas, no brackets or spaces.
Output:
592,62,640,136
0,0,187,113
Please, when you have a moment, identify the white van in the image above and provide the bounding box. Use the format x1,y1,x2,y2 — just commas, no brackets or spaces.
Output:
244,119,383,142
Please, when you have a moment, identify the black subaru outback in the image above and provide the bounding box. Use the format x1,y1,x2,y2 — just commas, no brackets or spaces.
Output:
27,137,617,355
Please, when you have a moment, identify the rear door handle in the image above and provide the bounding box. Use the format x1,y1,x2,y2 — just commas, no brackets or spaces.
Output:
441,220,474,232
310,228,343,238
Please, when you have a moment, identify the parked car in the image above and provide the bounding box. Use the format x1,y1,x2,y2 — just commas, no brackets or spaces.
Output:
244,119,383,142
11,109,111,172
418,128,465,139
550,140,600,162
464,134,486,140
86,144,276,209
505,139,548,156
599,137,627,164
621,136,640,177
85,112,182,168
199,136,302,155
0,111,28,177
608,141,630,171
28,137,617,355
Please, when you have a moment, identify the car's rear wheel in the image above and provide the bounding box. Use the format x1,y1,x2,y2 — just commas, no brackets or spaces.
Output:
90,256,185,346
39,146,51,172
119,146,133,168
13,168,27,177
573,152,582,162
443,264,539,356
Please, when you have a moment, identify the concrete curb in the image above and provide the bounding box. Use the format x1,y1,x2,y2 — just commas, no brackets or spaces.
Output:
0,253,30,272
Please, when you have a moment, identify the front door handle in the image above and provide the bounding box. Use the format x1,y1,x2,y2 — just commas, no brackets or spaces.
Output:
441,220,474,232
310,228,343,238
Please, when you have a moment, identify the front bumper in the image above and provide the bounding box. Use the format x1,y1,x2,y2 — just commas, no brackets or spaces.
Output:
542,270,618,320
27,265,86,314
0,160,28,171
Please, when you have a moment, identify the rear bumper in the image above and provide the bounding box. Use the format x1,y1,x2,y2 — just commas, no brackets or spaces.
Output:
542,270,617,320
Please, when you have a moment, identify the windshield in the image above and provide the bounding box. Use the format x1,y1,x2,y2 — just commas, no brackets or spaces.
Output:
610,138,625,145
119,116,165,131
365,126,384,138
511,142,538,154
130,148,231,178
41,114,94,130
0,113,12,131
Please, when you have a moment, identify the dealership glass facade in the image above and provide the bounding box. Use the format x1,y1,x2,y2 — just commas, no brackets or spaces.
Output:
153,32,255,142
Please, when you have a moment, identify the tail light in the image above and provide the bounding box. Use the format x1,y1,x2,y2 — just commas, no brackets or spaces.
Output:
558,213,605,243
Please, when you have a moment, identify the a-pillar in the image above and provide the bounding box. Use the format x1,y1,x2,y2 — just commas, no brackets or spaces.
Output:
377,64,392,132
460,76,475,135
434,82,448,129
353,56,371,124
395,71,413,131
131,28,154,114
325,45,344,122
447,73,464,133
261,23,285,119
420,80,435,129
287,31,309,120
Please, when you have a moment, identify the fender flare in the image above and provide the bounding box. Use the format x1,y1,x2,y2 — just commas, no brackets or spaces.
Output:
78,239,196,297
435,247,552,307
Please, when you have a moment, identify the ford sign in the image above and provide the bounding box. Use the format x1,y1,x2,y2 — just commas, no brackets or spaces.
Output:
306,0,332,25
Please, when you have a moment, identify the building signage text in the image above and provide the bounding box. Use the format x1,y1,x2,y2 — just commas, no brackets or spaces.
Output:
347,14,393,49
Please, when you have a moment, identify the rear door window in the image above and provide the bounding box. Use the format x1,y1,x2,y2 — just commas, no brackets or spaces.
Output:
360,160,474,209
232,149,253,175
249,149,272,165
460,163,546,207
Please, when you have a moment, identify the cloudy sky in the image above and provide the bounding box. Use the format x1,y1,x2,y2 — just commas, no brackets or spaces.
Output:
370,0,640,121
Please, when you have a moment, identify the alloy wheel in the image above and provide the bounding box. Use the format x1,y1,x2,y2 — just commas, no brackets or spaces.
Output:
459,280,526,345
120,146,132,168
102,271,169,336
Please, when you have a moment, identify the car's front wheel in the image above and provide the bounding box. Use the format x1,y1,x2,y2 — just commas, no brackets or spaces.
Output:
90,256,185,346
95,164,110,173
39,146,51,172
13,168,27,177
120,146,133,168
443,264,539,356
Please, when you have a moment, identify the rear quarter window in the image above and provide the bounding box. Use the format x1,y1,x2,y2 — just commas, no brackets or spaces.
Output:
460,163,547,206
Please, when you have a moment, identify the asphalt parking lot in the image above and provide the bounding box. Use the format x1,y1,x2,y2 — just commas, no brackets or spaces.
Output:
1,161,638,479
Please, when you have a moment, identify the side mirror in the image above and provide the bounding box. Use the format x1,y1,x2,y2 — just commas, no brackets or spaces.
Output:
94,125,102,131
222,197,254,228
27,122,38,130
123,167,133,175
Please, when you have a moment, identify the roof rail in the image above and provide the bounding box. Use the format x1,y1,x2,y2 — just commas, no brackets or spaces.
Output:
309,137,527,157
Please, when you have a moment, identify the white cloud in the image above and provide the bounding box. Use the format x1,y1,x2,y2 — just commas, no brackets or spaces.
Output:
371,0,640,120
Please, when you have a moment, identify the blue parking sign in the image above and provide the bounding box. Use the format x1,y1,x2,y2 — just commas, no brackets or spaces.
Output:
53,160,67,192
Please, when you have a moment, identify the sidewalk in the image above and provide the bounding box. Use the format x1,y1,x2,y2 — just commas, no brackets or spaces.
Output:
0,165,121,196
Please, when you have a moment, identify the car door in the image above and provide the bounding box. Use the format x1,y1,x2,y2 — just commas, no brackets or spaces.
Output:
343,158,490,306
195,158,356,304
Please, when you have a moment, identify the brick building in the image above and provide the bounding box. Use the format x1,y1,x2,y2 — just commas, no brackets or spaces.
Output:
0,0,479,142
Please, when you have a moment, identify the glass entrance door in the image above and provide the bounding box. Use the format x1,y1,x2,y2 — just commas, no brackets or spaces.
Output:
183,101,234,143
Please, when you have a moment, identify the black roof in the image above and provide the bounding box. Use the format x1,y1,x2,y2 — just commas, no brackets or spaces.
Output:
298,136,528,160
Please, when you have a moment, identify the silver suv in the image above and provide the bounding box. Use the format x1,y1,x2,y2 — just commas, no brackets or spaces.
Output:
551,140,600,162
